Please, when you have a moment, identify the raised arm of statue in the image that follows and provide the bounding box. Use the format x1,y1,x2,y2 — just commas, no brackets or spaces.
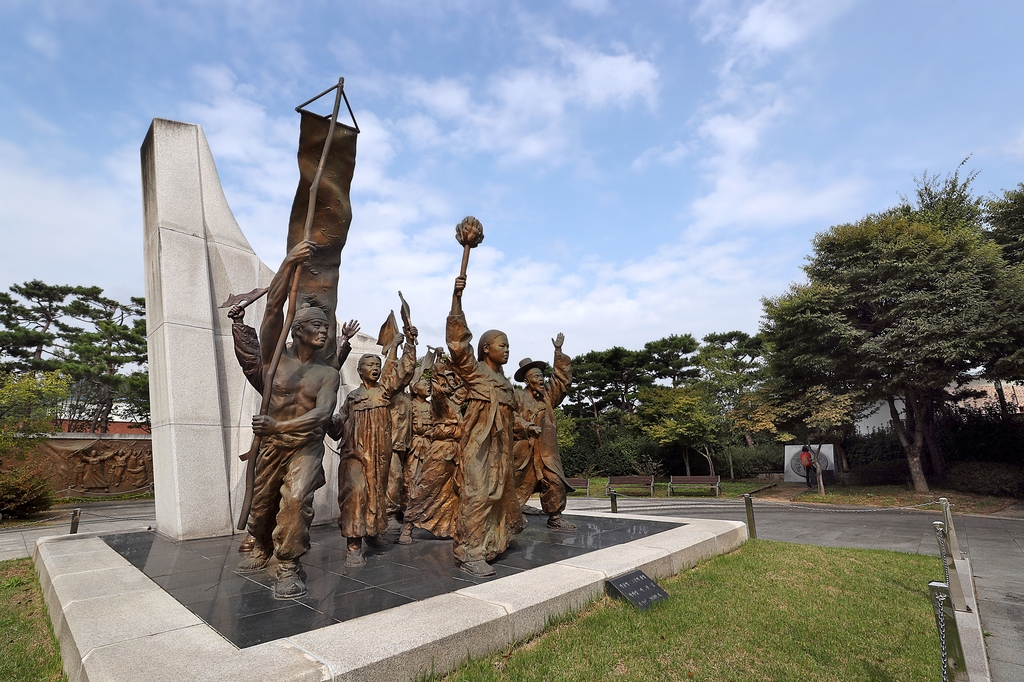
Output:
337,319,359,367
259,240,315,364
383,328,417,398
446,314,477,382
549,333,571,407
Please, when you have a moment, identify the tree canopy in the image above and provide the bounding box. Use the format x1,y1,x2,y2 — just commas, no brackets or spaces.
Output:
0,281,148,432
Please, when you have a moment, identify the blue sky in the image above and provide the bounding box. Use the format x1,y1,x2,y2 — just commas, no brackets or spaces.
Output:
2,0,1023,359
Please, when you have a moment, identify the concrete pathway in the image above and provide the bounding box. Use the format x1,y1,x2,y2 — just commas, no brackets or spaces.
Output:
0,500,154,562
566,496,1024,681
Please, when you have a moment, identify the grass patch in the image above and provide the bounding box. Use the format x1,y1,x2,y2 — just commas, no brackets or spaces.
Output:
793,485,1015,514
0,558,65,682
444,541,941,681
570,478,767,500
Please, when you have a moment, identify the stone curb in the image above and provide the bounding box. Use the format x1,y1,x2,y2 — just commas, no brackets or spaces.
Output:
953,557,992,682
34,513,746,681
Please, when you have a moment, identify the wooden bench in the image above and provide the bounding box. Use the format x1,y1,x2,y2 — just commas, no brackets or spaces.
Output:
605,475,655,497
667,475,721,498
565,477,590,497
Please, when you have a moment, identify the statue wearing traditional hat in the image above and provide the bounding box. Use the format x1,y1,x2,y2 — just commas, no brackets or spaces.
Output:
512,333,577,531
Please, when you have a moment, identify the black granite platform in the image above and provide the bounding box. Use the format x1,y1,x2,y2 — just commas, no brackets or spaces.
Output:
102,513,681,648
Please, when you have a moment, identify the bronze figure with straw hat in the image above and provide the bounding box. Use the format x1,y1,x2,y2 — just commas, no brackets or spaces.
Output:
512,333,577,531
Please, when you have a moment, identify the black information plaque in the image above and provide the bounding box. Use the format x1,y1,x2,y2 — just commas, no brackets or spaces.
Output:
606,570,669,610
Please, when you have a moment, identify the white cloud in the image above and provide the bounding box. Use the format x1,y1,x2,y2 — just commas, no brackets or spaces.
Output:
165,70,777,355
400,37,658,165
566,0,612,15
679,0,864,233
631,142,690,171
0,140,141,304
24,28,60,59
695,0,857,59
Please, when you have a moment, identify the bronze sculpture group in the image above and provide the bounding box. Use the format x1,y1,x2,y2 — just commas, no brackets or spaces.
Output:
222,81,576,599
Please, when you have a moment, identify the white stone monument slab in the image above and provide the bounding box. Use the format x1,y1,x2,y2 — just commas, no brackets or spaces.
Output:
783,444,836,483
142,118,378,540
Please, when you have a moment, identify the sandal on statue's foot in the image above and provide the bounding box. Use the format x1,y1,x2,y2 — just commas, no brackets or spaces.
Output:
235,552,270,573
396,527,414,545
345,549,366,567
459,560,496,577
546,517,577,531
274,574,307,600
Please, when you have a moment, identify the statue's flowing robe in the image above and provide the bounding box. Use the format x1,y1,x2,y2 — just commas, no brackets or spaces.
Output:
446,313,527,563
336,342,415,538
386,391,413,516
405,395,460,538
513,349,575,514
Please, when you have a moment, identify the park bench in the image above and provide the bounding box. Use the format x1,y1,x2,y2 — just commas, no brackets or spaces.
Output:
667,475,721,498
565,477,590,497
605,475,655,497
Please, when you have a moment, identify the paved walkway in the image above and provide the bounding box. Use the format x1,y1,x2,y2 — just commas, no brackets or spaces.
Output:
0,501,154,561
566,496,1024,681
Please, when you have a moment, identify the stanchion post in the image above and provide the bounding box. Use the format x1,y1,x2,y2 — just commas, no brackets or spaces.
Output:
939,498,963,558
744,493,757,539
933,521,970,612
70,508,81,535
929,581,969,682
610,489,618,513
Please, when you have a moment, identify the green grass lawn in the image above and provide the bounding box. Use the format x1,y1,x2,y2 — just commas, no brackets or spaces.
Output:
443,541,942,682
792,485,1015,514
570,478,768,499
0,559,65,682
2,542,942,682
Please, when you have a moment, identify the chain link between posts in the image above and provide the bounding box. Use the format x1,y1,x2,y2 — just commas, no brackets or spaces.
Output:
593,492,950,514
936,590,950,682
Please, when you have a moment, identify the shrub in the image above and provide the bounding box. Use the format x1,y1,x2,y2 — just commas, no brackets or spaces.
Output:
712,444,784,478
0,466,55,518
945,462,1024,498
846,458,912,486
561,423,663,477
844,429,904,467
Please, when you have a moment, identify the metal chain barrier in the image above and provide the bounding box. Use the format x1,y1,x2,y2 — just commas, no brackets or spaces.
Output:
935,589,950,682
935,521,950,586
585,493,948,513
0,511,72,534
53,484,155,497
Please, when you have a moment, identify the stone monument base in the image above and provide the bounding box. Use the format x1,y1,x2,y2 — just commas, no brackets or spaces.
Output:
35,512,746,681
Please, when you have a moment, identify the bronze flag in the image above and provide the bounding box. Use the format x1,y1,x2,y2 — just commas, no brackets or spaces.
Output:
286,110,358,368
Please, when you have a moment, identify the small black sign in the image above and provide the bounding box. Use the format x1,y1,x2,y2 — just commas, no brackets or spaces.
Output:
606,570,669,610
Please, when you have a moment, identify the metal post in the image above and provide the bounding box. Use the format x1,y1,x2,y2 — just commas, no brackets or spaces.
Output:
929,581,969,682
609,489,618,513
934,521,970,612
70,508,81,534
744,493,757,539
940,498,963,558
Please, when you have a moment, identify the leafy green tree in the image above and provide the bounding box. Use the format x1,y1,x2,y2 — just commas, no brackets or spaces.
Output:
643,334,699,387
985,182,1024,265
637,384,726,476
0,281,87,371
0,371,69,466
694,331,764,447
762,171,1024,492
58,291,148,432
